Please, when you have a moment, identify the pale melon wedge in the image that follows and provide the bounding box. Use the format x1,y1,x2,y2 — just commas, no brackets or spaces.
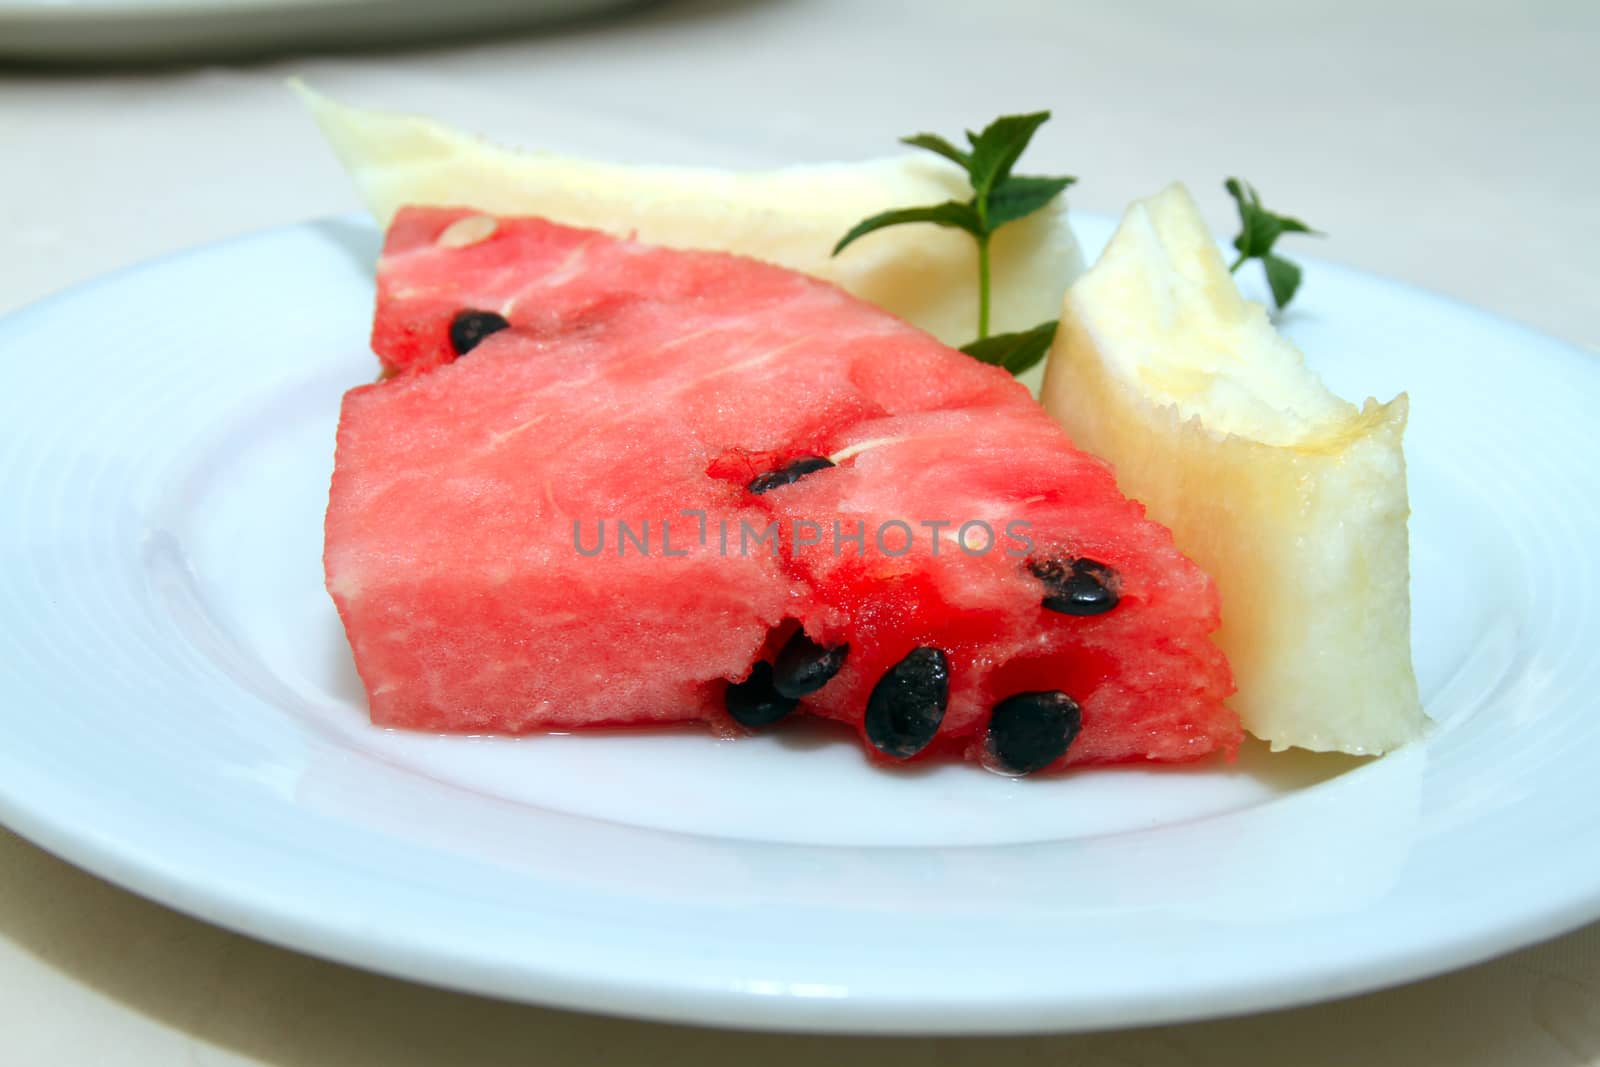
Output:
294,82,1082,365
1042,183,1426,754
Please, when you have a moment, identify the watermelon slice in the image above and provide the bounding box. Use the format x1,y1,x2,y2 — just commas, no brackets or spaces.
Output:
325,207,1239,772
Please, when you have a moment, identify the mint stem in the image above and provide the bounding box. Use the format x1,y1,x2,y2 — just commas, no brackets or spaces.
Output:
1228,252,1247,272
977,234,993,338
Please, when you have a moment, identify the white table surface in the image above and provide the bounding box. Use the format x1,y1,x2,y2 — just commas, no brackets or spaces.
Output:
3,1,1599,1062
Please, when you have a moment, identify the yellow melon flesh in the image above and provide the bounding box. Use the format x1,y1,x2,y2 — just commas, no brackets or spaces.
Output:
1042,183,1426,755
294,82,1082,365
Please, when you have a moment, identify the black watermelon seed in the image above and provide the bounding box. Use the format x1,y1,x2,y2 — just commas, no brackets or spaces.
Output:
747,455,835,495
1029,557,1120,616
986,690,1082,775
864,647,949,759
448,309,511,356
724,661,798,728
772,631,849,699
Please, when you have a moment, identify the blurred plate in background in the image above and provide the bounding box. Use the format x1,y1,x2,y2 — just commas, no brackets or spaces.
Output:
0,0,647,62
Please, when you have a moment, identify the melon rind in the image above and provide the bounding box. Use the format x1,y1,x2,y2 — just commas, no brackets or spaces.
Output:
294,81,1083,372
1042,183,1426,755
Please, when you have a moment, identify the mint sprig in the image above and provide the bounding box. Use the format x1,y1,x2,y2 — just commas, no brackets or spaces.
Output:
833,111,1074,371
958,319,1057,376
1225,178,1321,311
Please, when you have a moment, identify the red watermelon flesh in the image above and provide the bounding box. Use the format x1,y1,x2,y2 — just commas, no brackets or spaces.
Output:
326,206,1239,771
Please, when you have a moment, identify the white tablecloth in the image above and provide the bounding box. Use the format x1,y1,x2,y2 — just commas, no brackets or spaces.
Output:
4,1,1599,1062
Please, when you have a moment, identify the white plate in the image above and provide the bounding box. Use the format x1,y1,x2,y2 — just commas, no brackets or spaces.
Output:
1,214,1598,1034
0,0,639,62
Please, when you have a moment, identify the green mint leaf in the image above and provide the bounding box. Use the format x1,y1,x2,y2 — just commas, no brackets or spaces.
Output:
900,132,970,168
1261,254,1303,310
831,201,983,256
1225,177,1320,259
836,111,1065,343
1226,178,1274,259
960,319,1059,376
1233,208,1290,259
966,111,1052,204
1225,177,1321,309
986,174,1075,229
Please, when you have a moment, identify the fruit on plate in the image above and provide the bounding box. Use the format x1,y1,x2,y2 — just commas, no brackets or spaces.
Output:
325,207,1240,772
295,82,1082,360
1041,183,1425,755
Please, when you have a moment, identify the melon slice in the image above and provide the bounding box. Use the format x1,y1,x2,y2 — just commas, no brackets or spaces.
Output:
326,207,1240,772
294,82,1082,360
1040,183,1425,755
